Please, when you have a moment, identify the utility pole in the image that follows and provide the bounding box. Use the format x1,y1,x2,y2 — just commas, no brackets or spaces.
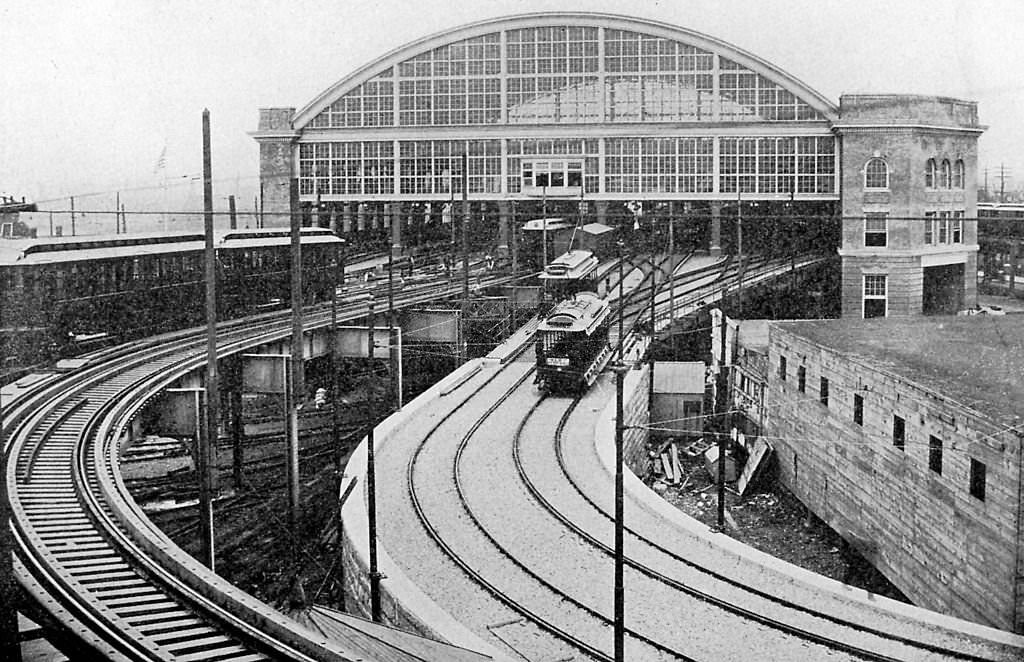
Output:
612,238,627,662
366,299,382,622
387,250,401,410
121,203,127,234
997,164,1012,203
737,192,744,317
228,195,237,230
461,152,470,306
70,195,76,236
287,178,304,533
116,192,121,234
716,307,728,530
200,108,217,570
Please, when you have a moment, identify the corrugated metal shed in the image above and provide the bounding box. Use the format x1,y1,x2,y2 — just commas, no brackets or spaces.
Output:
653,361,706,395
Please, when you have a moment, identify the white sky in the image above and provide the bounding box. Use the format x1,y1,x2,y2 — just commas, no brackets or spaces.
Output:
2,0,1023,219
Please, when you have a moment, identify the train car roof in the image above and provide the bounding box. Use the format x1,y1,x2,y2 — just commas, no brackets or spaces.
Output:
540,249,599,280
580,222,615,236
537,292,610,335
0,228,341,266
521,217,573,232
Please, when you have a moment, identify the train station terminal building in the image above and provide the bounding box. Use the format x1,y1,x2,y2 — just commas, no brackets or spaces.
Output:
253,12,984,318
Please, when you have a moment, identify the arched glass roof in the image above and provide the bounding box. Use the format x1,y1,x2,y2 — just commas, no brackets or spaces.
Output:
295,12,837,130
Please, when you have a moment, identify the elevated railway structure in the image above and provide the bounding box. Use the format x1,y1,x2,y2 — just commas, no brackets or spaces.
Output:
7,253,1021,660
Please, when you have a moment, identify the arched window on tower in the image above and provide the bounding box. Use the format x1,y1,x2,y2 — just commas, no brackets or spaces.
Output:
925,158,937,188
953,160,965,188
864,158,889,190
940,159,952,188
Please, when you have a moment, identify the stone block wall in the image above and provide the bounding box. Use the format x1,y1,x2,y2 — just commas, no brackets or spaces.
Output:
765,324,1024,632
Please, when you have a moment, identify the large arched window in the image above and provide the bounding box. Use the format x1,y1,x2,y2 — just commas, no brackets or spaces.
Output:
925,158,937,188
940,159,952,188
864,158,889,190
953,159,965,188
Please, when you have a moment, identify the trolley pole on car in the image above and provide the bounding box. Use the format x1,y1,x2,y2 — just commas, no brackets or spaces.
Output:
200,108,217,570
287,179,303,534
1,391,24,662
612,238,627,662
365,299,383,622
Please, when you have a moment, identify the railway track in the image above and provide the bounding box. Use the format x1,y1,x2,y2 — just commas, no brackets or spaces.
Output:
3,274,498,660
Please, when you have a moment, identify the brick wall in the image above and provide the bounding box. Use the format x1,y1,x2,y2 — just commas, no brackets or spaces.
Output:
765,324,1023,632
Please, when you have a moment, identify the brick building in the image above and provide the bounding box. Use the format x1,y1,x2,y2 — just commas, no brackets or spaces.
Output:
765,316,1024,633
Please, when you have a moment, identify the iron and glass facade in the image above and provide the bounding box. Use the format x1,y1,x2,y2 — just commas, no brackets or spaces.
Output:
255,13,840,210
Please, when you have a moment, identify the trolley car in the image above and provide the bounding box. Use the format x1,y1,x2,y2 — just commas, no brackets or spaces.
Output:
535,291,612,394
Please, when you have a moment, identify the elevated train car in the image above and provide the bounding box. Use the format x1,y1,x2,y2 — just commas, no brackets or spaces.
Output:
0,228,342,374
535,291,612,395
539,249,600,300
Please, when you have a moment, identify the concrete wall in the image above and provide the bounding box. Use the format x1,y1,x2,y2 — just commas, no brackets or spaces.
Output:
622,364,651,474
765,324,1024,633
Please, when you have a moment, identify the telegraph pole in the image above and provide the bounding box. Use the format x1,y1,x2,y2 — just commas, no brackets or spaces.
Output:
228,195,237,230
461,152,470,305
737,192,744,317
717,307,728,530
366,299,382,622
613,238,627,662
115,192,121,234
200,109,217,570
70,195,76,236
287,178,303,533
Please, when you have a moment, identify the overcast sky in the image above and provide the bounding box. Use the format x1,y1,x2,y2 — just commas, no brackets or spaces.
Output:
3,0,1023,219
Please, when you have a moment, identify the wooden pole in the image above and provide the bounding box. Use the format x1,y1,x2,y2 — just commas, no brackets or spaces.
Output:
613,238,626,662
116,192,121,234
228,195,237,230
717,308,728,530
366,300,382,621
288,179,303,532
70,195,76,236
200,108,217,570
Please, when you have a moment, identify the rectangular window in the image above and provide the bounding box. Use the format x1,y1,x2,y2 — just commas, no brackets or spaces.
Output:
969,458,986,501
853,394,864,425
892,415,905,450
929,435,943,474
864,213,888,247
819,377,829,406
952,211,963,243
797,366,806,393
778,355,787,381
938,211,950,243
924,211,935,244
863,274,887,318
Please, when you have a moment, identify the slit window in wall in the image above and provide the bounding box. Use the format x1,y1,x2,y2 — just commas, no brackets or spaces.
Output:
778,355,787,381
929,435,943,474
797,365,806,393
893,415,905,450
853,393,864,426
969,458,986,501
819,376,829,407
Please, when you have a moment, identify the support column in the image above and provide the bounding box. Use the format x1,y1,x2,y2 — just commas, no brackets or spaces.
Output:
496,200,511,258
390,202,403,257
329,205,338,235
710,201,723,257
356,203,366,233
342,203,352,234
